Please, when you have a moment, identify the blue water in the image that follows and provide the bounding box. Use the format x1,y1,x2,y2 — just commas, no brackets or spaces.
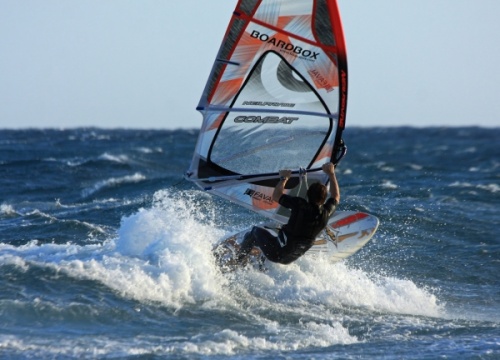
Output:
0,127,498,359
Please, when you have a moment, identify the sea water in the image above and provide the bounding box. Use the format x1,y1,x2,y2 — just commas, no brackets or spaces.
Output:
0,127,498,359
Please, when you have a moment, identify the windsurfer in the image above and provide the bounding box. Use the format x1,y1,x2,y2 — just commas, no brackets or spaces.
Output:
236,162,340,265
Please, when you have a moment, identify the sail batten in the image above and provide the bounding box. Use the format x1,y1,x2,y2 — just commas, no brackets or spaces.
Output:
198,106,339,119
188,0,348,222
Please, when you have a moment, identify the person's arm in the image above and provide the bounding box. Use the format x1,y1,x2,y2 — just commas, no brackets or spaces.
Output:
322,162,340,204
272,169,292,203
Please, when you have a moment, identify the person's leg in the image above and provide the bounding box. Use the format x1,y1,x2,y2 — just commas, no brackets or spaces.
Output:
237,226,285,264
252,227,283,263
236,227,257,263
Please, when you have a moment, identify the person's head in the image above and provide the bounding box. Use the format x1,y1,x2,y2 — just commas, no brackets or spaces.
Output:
307,182,327,205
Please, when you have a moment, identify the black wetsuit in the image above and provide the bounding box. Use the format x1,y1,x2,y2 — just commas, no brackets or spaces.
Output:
239,194,338,265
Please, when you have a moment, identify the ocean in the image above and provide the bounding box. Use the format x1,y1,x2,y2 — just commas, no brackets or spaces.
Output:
0,127,498,359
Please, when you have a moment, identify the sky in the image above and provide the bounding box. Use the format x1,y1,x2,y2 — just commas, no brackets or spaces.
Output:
1,0,499,129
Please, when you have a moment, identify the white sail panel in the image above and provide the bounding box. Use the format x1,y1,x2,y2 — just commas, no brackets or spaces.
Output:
187,0,348,222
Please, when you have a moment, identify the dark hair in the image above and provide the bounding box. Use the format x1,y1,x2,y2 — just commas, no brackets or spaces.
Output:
307,182,327,205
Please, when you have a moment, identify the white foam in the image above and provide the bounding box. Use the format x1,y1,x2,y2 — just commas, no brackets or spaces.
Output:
98,152,130,163
1,203,17,216
381,180,399,189
2,190,443,316
0,322,355,357
135,146,163,154
155,322,357,355
82,173,146,197
449,181,499,193
408,163,423,171
228,255,443,319
0,190,448,354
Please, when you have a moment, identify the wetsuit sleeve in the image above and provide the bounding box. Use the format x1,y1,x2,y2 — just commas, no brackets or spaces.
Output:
323,198,338,217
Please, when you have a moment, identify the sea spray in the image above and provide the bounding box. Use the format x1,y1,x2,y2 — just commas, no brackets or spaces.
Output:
1,188,444,320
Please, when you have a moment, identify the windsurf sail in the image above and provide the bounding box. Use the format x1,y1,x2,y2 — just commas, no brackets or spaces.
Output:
187,0,348,223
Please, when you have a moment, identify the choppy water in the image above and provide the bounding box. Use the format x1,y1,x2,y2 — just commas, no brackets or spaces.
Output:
0,127,498,359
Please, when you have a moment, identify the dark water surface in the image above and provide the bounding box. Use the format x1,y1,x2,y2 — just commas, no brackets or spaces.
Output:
0,127,498,359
